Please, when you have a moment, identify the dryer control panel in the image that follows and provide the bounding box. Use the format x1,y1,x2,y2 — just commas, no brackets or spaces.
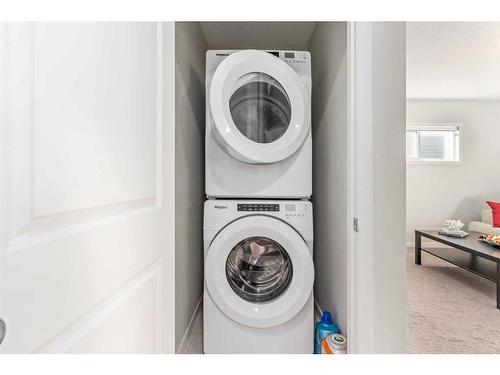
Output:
206,49,311,79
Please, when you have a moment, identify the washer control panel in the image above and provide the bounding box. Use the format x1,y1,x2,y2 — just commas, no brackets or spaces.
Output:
204,200,312,231
284,202,308,218
237,203,280,212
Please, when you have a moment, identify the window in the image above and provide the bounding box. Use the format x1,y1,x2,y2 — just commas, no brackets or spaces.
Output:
406,124,461,163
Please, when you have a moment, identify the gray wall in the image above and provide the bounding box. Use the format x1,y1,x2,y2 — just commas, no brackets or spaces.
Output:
175,22,207,352
200,22,315,50
371,22,407,353
406,100,500,243
309,22,348,334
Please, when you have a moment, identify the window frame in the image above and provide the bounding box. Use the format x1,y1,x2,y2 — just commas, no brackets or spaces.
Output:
406,123,462,165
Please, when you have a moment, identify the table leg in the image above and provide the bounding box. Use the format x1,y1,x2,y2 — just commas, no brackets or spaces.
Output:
470,254,477,269
497,261,500,310
415,232,422,265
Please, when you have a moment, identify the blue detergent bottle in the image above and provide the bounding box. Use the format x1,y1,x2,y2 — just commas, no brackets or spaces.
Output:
314,311,340,354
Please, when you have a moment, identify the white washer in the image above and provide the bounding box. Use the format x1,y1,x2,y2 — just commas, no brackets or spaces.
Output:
206,50,312,198
203,200,314,353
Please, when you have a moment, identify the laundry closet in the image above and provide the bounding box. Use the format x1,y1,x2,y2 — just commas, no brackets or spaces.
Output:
0,21,405,355
175,22,350,353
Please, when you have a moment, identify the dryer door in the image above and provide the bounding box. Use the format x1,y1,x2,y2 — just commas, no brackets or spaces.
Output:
205,215,314,328
209,50,310,164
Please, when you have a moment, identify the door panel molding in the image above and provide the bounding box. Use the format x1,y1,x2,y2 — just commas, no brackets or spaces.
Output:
3,23,164,253
7,197,157,252
34,259,161,353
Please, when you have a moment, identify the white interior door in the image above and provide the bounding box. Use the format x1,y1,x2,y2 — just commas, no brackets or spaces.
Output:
0,22,175,353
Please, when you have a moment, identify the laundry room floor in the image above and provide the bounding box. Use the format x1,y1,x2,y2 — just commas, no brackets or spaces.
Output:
180,311,203,354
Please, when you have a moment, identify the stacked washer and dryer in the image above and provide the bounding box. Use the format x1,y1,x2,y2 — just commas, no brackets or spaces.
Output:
204,49,314,353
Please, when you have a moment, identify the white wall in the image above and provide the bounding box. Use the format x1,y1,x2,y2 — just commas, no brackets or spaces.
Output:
371,23,407,353
352,22,407,353
174,22,207,352
308,22,348,334
200,22,314,50
406,100,500,243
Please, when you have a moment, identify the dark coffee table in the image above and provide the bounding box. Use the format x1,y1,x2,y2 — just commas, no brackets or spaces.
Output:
415,230,500,309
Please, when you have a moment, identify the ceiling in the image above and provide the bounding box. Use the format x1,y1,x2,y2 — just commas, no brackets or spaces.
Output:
407,22,500,100
200,22,316,50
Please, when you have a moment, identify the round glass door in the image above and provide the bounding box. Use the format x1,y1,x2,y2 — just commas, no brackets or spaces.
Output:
204,214,314,327
229,73,291,144
209,49,310,164
226,236,293,303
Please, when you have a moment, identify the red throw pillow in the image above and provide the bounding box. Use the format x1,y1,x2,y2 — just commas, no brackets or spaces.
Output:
487,201,500,228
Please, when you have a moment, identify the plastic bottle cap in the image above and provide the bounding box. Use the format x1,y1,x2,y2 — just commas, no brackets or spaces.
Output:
324,334,347,352
321,311,333,324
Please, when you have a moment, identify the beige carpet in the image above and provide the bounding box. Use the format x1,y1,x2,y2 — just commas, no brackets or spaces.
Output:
407,248,500,353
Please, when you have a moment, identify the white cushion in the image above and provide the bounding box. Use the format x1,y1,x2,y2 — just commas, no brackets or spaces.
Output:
481,208,493,225
468,221,500,235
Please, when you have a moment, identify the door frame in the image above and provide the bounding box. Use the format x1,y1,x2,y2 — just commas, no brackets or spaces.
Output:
346,21,375,354
346,21,407,354
161,21,176,354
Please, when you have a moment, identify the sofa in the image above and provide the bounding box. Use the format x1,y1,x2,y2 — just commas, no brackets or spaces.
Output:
468,208,500,235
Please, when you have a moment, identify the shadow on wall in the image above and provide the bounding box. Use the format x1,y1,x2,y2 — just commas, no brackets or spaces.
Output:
309,22,348,336
187,66,205,135
174,21,207,352
451,193,500,226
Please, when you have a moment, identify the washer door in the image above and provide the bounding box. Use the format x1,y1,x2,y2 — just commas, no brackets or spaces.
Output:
205,215,314,328
209,50,310,164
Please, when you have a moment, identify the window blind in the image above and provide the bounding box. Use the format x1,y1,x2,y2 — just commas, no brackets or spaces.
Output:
406,123,461,162
419,132,446,159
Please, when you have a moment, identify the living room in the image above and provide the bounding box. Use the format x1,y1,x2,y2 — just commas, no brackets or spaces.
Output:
406,22,500,353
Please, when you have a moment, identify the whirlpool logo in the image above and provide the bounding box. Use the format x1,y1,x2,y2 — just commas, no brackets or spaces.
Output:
214,205,228,210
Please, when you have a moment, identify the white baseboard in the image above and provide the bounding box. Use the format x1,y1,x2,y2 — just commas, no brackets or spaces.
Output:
177,297,202,354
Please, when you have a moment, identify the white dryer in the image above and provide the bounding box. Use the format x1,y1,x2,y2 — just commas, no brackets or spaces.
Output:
203,200,314,354
206,50,312,198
